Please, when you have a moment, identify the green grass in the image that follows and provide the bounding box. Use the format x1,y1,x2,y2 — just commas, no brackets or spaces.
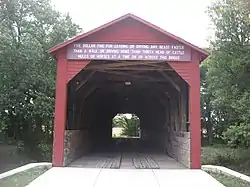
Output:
202,145,250,176
202,144,250,186
208,172,250,187
0,167,48,187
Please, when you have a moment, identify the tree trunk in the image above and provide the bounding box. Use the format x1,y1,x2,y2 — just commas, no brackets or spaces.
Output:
207,117,213,145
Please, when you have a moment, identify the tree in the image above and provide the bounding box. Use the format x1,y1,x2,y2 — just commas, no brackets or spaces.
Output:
0,0,81,160
200,57,214,145
113,114,140,137
204,0,250,146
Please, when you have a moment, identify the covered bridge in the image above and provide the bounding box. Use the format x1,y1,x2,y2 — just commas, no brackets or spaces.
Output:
49,13,208,169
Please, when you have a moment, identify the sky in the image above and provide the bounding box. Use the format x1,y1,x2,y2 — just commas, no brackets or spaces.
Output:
51,0,214,48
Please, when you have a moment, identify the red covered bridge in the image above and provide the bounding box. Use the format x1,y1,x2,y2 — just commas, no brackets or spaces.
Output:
49,13,208,169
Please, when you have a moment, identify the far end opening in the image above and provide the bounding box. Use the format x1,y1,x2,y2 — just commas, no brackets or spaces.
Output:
112,113,141,139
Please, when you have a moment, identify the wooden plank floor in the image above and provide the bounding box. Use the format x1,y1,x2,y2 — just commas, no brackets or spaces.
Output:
69,152,185,169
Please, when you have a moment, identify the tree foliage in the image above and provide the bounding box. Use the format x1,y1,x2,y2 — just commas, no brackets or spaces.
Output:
0,0,81,160
222,123,250,148
201,0,250,147
113,114,140,137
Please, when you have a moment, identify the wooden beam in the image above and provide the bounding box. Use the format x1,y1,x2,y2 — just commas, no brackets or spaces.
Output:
76,71,96,91
53,49,67,167
145,63,170,68
100,67,173,71
83,87,97,99
98,70,168,82
85,60,167,70
140,86,170,107
159,71,180,92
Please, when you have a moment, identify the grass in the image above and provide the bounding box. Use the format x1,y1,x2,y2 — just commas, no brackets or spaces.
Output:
0,167,48,187
202,144,250,186
202,145,250,176
208,172,250,187
0,144,35,174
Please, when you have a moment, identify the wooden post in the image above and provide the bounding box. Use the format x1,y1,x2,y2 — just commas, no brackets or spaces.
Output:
189,58,201,169
53,48,67,167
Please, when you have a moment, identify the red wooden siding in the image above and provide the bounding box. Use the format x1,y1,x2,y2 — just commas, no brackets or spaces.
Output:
67,60,90,82
81,18,181,44
168,50,200,85
51,14,206,168
189,60,201,169
67,18,191,82
168,61,191,84
53,48,68,166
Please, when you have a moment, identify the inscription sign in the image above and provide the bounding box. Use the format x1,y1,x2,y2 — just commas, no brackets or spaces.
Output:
67,43,191,61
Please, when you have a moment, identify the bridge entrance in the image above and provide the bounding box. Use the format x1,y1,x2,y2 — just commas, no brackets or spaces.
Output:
49,13,208,169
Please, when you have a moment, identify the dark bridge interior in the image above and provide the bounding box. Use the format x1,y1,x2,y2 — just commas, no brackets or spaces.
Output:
65,60,190,168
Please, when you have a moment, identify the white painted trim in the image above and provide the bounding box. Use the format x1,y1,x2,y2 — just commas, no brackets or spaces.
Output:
0,162,52,180
202,165,250,183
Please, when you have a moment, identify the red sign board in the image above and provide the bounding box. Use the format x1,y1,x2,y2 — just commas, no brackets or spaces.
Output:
67,43,191,61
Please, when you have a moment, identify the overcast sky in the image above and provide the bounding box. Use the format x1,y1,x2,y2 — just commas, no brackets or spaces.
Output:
51,0,214,48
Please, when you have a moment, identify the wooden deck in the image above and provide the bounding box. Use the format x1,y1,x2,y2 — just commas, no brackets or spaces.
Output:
69,152,185,169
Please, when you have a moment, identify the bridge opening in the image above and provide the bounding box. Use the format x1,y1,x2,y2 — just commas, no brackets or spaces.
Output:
112,113,140,138
63,60,190,169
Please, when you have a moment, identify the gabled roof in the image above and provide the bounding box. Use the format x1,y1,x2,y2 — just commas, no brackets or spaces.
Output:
49,13,209,60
